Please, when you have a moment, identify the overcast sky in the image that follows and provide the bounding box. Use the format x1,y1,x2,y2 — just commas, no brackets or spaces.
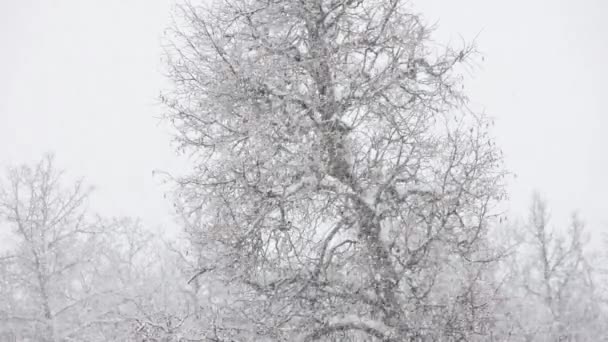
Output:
0,0,606,237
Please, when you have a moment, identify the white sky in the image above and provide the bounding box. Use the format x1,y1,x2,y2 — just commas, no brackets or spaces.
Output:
0,0,606,236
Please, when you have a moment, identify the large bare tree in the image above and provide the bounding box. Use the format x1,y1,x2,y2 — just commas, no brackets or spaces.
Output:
164,0,506,340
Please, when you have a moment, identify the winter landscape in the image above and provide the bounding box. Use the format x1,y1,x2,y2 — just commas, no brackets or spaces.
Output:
1,0,607,341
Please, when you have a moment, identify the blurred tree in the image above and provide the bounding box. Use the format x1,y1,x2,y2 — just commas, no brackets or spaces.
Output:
0,155,105,341
492,194,604,341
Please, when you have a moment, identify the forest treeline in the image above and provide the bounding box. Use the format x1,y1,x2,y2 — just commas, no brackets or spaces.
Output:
1,156,606,341
2,0,607,341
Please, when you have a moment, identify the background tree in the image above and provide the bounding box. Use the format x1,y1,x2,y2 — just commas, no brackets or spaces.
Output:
164,0,506,340
0,156,115,341
493,193,604,341
0,157,211,341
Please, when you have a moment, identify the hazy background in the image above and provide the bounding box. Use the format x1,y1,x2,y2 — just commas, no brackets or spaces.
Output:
0,0,606,237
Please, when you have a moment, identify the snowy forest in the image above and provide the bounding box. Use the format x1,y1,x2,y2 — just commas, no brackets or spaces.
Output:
1,0,607,341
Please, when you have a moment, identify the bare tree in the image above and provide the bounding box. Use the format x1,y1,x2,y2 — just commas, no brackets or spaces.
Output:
0,157,210,341
494,194,604,341
164,0,506,340
0,155,110,341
